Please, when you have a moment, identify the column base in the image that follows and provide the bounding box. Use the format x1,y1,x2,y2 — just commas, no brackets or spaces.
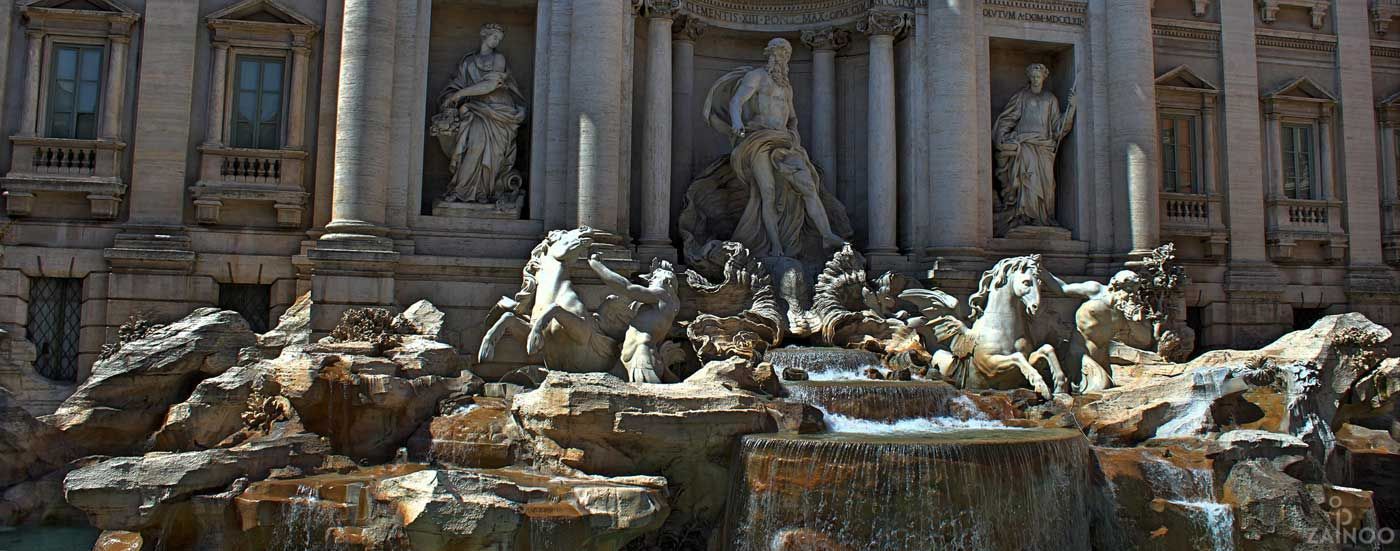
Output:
323,218,390,237
635,242,678,264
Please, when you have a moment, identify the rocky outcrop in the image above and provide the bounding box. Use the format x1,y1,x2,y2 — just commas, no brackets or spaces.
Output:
255,291,311,355
151,363,273,451
0,386,59,489
42,309,257,458
64,419,329,530
1328,423,1400,533
394,299,447,339
407,397,520,469
513,372,777,525
684,356,781,396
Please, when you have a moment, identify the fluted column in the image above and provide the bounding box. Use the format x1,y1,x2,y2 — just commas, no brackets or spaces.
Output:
570,0,629,233
1107,0,1159,255
322,0,397,241
20,30,43,137
638,1,678,254
801,27,849,187
204,42,229,147
859,11,908,255
670,16,705,240
101,34,129,140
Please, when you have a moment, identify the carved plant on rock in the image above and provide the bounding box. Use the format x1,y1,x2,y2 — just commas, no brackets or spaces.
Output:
683,241,784,362
326,307,401,354
99,314,165,360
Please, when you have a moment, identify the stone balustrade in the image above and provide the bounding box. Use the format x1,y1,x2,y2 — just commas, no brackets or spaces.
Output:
1159,192,1228,258
0,136,127,219
1265,197,1347,261
190,146,308,227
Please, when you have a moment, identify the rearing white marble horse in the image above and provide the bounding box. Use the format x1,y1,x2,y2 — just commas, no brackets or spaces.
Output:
901,255,1067,398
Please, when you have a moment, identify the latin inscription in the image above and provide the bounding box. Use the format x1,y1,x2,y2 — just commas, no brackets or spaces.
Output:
983,7,1085,27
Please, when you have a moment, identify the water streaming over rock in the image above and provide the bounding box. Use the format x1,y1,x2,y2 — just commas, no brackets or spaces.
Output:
270,485,351,551
765,347,883,381
1139,455,1236,551
785,380,980,422
722,429,1095,550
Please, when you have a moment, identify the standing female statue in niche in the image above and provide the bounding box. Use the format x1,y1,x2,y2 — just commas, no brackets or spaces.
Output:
993,63,1076,235
431,23,528,206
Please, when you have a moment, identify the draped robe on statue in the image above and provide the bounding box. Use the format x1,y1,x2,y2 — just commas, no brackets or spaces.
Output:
678,67,852,270
993,88,1075,235
434,51,528,204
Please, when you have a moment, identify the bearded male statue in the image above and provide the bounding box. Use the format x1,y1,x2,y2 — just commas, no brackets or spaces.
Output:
679,38,852,271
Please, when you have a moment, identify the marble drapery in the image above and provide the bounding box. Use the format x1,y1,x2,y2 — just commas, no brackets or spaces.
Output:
993,84,1075,235
432,47,528,204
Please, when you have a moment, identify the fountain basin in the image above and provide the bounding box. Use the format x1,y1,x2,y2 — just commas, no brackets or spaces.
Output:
723,428,1095,551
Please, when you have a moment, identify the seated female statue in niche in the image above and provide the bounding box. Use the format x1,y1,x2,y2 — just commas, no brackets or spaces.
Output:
993,63,1076,236
430,23,528,212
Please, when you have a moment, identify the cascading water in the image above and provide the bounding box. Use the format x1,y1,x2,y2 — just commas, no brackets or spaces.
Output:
1139,455,1235,551
271,485,350,551
725,346,1099,550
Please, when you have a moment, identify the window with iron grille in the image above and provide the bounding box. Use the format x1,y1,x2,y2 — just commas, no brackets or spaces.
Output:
27,277,82,382
218,283,271,333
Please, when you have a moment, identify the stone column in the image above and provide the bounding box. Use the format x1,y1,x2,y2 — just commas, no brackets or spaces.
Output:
801,27,849,186
1264,110,1282,198
859,11,908,256
1106,0,1159,255
638,1,678,257
204,42,229,147
1381,121,1397,199
925,1,982,260
569,0,629,234
669,16,704,239
311,0,344,231
321,0,397,242
285,37,311,150
101,35,129,140
1202,102,1219,195
20,30,43,137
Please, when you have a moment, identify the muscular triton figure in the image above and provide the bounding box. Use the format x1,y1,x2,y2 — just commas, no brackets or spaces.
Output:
720,38,845,258
588,254,680,383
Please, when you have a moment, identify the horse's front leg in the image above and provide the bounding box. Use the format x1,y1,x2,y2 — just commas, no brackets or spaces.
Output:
985,352,1052,399
526,305,592,356
479,312,528,363
1028,344,1071,395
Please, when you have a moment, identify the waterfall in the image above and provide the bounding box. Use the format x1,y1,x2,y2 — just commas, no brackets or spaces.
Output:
784,380,986,423
722,430,1095,550
271,485,350,551
766,347,883,381
1140,455,1235,551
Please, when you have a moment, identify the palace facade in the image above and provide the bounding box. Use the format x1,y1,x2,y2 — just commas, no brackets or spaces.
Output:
2,0,1400,411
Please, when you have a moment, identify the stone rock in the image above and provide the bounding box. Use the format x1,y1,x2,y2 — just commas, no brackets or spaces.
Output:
389,336,466,378
270,351,466,462
1328,423,1400,532
63,420,329,530
685,356,780,395
1093,445,1227,551
407,397,519,468
0,386,60,488
151,362,273,451
256,292,311,355
0,466,88,526
43,309,257,458
512,372,777,524
93,530,145,551
1222,459,1335,550
394,299,446,338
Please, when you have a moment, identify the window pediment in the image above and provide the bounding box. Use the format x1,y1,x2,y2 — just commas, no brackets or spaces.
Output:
1155,65,1219,92
20,0,138,36
1264,76,1336,103
207,0,318,45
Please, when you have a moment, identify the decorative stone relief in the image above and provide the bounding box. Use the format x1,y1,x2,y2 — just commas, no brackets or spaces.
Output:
673,14,708,41
856,9,911,37
808,244,924,351
678,38,853,270
799,27,850,51
430,24,528,219
684,242,784,362
992,63,1076,237
1258,0,1328,30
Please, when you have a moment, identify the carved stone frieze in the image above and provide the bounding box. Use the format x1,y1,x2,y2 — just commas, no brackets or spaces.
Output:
673,15,708,41
800,27,851,51
682,0,919,31
857,9,912,37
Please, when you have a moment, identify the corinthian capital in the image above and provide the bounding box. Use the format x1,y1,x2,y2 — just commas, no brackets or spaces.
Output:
673,14,707,41
800,27,851,52
637,0,683,19
857,10,912,38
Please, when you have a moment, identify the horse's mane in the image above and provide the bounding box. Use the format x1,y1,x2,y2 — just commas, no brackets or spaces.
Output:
966,255,1041,322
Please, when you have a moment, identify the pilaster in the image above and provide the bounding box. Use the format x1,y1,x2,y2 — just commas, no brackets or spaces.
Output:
1335,0,1385,268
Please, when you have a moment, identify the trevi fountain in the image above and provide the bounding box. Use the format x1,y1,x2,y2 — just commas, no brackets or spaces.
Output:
1,1,1399,551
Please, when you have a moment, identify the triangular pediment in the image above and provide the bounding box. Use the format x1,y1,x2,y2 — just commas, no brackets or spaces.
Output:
207,0,316,27
20,0,135,13
1382,89,1400,108
1264,76,1337,102
1155,65,1219,91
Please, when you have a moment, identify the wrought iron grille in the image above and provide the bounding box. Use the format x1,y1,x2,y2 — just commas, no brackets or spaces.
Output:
28,277,82,382
218,284,272,333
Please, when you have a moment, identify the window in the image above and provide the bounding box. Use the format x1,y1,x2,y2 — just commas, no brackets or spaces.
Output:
231,56,285,149
1282,124,1315,199
46,44,104,140
1292,307,1326,331
1160,115,1199,194
27,277,82,382
218,283,271,333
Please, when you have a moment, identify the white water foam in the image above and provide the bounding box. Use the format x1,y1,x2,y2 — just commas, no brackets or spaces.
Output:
804,365,886,381
822,410,1014,435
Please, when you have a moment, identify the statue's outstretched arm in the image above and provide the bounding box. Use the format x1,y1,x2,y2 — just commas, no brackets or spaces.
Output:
1041,270,1099,298
588,256,666,304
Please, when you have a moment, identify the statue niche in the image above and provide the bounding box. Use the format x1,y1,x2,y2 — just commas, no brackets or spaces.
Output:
993,63,1076,238
429,23,528,219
